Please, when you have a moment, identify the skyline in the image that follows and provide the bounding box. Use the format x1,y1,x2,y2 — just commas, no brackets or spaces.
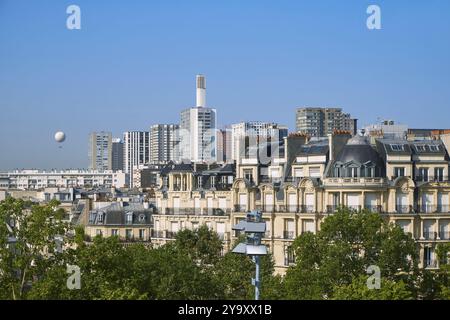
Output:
1,0,450,170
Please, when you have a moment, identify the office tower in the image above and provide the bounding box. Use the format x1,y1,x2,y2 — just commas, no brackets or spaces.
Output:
231,122,288,161
111,138,124,171
179,75,217,163
88,132,112,171
123,131,150,174
149,124,180,163
217,127,232,163
296,107,357,137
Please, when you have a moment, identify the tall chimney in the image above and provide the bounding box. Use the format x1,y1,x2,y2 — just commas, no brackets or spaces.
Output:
196,74,206,107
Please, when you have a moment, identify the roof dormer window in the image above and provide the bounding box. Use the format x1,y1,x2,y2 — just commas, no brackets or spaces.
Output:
126,212,133,224
390,144,404,151
138,214,146,222
429,145,439,152
416,145,426,152
97,212,104,224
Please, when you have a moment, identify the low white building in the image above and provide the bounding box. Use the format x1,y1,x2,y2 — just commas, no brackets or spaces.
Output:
0,170,129,190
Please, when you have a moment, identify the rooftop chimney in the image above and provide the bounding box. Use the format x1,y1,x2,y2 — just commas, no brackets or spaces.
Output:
196,74,206,107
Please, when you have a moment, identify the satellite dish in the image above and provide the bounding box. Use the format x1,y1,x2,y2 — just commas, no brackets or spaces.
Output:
54,131,66,143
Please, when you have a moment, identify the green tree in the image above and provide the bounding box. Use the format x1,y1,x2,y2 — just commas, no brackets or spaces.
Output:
284,208,419,299
332,275,413,300
0,198,71,300
173,225,223,267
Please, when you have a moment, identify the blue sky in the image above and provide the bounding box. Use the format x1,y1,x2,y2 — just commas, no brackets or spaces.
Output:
1,0,449,169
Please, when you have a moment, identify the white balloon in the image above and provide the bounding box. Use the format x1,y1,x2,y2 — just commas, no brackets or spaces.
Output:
54,131,66,143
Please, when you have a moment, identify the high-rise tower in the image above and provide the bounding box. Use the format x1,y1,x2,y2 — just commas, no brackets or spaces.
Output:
196,74,206,107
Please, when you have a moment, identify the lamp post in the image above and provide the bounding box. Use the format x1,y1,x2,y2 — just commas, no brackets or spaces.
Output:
232,210,267,300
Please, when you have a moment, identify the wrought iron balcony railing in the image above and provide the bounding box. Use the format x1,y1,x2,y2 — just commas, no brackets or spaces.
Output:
299,205,316,213
283,231,295,240
439,231,450,240
161,207,231,216
416,205,450,214
423,231,438,240
395,205,414,213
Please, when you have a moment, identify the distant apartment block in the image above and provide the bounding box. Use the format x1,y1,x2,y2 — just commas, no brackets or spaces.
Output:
88,132,112,171
217,128,232,163
123,131,150,174
112,138,124,172
150,124,180,163
231,122,288,161
0,170,128,189
296,107,357,137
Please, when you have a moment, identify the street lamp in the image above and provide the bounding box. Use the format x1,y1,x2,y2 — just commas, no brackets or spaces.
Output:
232,210,268,300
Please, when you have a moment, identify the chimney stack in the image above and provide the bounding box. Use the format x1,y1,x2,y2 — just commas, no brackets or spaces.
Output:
196,74,206,107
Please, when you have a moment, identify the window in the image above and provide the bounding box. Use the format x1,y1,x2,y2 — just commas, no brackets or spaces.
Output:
197,176,203,189
417,168,429,182
434,168,444,181
366,167,375,178
125,229,132,240
394,167,405,178
139,229,146,240
293,167,304,178
97,212,104,223
391,144,404,151
243,169,253,182
416,145,426,152
349,167,358,178
210,176,216,188
429,145,439,152
96,229,103,236
111,229,118,236
285,246,295,266
309,167,321,178
126,212,133,224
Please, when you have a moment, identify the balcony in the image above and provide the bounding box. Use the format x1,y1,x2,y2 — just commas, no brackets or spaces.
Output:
327,205,369,213
439,231,450,240
283,231,295,240
423,231,438,240
255,205,275,213
260,177,282,184
214,183,233,191
415,176,449,183
416,205,450,214
365,205,383,213
233,205,248,213
162,207,231,216
395,205,414,214
277,205,299,213
347,205,362,212
324,177,385,187
151,230,164,238
166,231,177,239
299,205,316,213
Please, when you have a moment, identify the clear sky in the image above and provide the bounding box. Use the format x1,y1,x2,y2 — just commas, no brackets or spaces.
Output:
1,0,449,170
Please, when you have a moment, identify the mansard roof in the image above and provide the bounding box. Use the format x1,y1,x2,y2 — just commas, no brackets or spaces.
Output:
334,136,384,167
